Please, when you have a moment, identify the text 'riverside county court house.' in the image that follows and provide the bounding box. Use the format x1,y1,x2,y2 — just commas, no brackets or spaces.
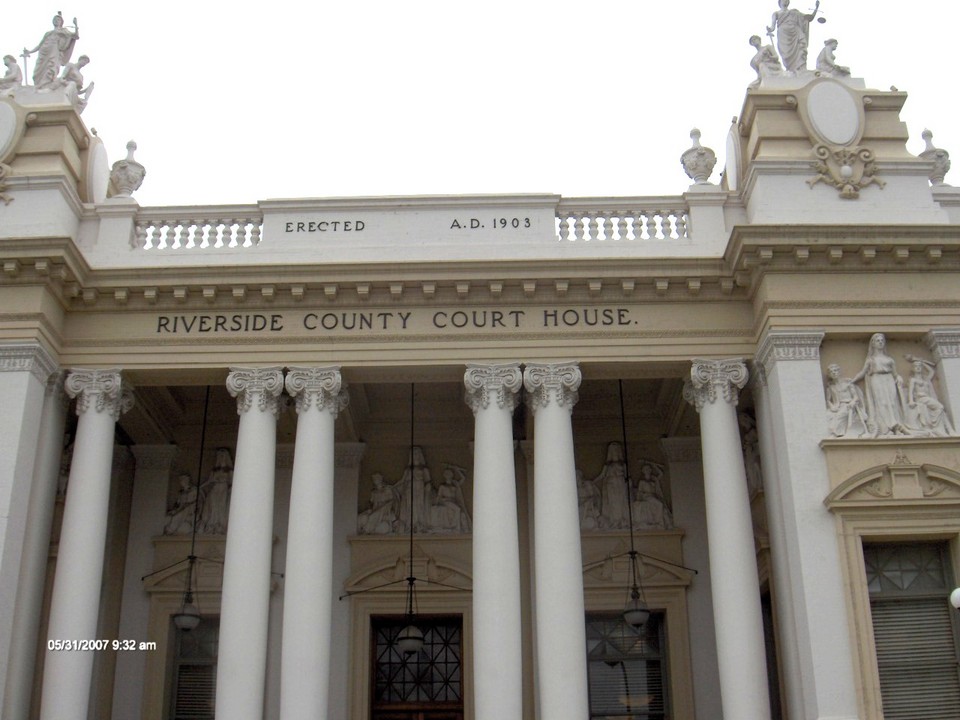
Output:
1,5,960,720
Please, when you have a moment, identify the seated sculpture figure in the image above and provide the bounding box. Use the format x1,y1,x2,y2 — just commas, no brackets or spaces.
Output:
748,35,783,88
357,473,399,534
816,39,851,77
904,355,955,437
825,363,869,438
163,474,198,535
0,56,22,97
429,466,471,533
55,55,93,113
631,461,674,530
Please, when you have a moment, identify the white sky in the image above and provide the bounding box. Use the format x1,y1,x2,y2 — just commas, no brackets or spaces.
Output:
3,1,957,207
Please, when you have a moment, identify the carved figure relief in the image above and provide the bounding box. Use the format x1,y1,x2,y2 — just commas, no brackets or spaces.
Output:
196,448,234,534
357,447,472,535
163,473,198,535
824,335,956,438
578,442,674,531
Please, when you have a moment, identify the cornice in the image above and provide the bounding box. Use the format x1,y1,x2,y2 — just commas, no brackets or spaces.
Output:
0,342,58,383
755,330,824,375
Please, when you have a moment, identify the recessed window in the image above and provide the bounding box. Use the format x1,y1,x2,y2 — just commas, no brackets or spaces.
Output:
863,541,960,719
169,617,218,720
370,615,463,720
586,612,669,720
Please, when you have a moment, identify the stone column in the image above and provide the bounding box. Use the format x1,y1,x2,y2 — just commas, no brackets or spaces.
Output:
216,367,283,720
280,367,348,720
39,369,133,720
926,329,960,428
683,359,771,720
755,332,859,720
464,363,524,720
0,348,61,720
523,363,589,720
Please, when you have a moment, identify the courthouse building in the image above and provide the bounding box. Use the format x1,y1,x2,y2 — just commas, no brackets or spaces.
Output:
1,15,960,720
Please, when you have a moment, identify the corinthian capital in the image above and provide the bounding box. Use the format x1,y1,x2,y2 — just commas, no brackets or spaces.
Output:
226,367,284,416
683,359,748,412
65,369,135,420
464,363,522,414
523,362,581,413
285,366,349,416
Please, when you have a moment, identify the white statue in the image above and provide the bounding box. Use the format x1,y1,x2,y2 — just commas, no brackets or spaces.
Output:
163,474,198,535
56,54,93,112
825,363,870,438
595,442,630,529
357,472,399,535
23,12,80,90
394,446,433,534
851,334,910,437
816,39,850,77
748,34,783,87
197,448,233,534
631,461,674,530
429,465,471,533
577,468,601,530
0,55,22,97
767,0,820,73
904,355,955,436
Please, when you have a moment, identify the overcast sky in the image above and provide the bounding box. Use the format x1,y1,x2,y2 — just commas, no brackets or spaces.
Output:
3,1,956,207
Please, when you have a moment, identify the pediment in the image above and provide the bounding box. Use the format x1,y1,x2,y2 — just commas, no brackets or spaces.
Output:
825,462,960,509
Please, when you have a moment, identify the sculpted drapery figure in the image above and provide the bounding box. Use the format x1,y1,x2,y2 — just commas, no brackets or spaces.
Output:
0,55,22,96
163,474,198,535
395,446,433,534
767,0,820,73
197,447,234,534
430,466,471,533
825,363,869,438
631,461,674,530
748,35,783,87
577,469,601,530
816,39,850,77
851,334,910,436
357,473,399,534
904,356,955,436
57,54,92,112
23,12,80,90
595,442,630,529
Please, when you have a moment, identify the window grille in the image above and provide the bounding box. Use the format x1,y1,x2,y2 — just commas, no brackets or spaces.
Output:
170,617,218,720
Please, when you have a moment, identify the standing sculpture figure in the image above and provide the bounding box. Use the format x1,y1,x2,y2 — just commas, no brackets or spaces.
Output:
767,0,820,73
816,39,850,77
395,446,432,534
23,12,80,90
595,442,630,529
851,334,910,436
576,469,601,530
904,355,955,436
197,448,234,534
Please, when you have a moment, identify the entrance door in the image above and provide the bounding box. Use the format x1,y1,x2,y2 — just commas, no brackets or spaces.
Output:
371,616,464,720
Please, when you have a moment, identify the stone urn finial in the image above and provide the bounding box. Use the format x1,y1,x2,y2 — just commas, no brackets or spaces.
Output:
109,140,146,198
919,129,951,185
681,128,717,185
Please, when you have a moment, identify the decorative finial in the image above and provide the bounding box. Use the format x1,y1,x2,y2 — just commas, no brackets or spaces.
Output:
919,129,951,186
109,141,146,198
681,129,717,185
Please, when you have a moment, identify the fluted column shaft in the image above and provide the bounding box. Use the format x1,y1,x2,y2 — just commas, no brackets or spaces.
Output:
684,359,771,720
523,363,589,720
465,363,523,720
39,369,133,720
5,371,68,720
280,367,348,720
216,367,283,720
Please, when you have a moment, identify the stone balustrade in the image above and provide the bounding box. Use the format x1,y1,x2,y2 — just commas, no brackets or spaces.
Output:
555,198,689,242
135,207,263,250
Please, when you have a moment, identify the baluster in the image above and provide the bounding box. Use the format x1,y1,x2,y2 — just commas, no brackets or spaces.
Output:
227,219,239,248
202,219,214,249
134,223,147,250
617,214,628,241
663,211,676,240
181,220,194,249
210,219,223,249
650,211,663,240
597,214,609,241
569,214,582,242
249,219,262,246
674,211,688,239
